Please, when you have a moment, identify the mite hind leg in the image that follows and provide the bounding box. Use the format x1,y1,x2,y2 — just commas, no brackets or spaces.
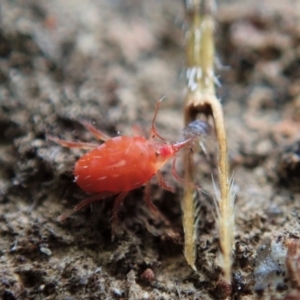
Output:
80,120,111,142
48,121,110,148
58,192,116,221
131,124,145,137
47,136,98,149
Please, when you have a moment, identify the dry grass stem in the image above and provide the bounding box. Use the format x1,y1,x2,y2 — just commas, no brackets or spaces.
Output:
182,0,234,283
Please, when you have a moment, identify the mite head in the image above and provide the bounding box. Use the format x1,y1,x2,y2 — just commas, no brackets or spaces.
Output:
153,138,194,170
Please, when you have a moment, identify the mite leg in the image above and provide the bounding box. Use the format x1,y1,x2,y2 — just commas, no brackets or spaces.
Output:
149,98,168,142
111,191,128,238
144,181,171,226
58,192,116,221
132,124,145,137
80,120,111,142
144,181,158,212
172,157,209,196
171,156,185,184
156,170,175,193
48,136,98,149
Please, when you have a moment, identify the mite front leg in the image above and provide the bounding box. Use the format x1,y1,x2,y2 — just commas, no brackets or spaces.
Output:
111,191,128,239
144,181,158,212
144,181,170,227
156,170,175,193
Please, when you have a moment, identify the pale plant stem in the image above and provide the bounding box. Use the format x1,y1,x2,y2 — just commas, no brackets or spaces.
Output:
182,0,234,283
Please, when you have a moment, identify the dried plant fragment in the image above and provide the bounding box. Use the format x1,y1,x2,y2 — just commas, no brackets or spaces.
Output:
182,0,234,284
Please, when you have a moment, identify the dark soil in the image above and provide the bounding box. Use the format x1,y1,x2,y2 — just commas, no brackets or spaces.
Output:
1,0,300,299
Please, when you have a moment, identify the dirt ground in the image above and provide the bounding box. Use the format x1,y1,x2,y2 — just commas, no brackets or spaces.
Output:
1,0,300,299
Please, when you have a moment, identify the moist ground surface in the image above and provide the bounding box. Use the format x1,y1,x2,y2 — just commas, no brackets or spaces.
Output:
1,1,300,299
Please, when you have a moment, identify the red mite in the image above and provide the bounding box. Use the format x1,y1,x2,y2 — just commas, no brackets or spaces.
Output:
48,100,195,229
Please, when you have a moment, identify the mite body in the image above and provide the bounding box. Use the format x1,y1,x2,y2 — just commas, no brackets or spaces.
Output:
48,100,195,229
75,136,176,193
